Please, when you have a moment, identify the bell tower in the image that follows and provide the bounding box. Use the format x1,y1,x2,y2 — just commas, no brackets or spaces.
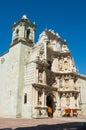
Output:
11,15,36,47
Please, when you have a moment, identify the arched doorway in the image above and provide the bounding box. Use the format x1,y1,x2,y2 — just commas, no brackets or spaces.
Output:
46,95,55,118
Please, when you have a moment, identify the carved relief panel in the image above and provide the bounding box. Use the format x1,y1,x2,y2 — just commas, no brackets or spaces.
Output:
52,58,58,72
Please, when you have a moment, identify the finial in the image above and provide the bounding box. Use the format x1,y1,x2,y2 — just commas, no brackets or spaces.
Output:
64,39,66,42
33,21,35,24
22,14,27,19
14,22,16,25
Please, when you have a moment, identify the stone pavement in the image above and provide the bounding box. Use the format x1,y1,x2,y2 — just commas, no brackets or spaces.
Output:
0,116,86,130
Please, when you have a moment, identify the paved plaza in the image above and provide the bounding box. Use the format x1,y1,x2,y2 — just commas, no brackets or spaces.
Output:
0,116,86,130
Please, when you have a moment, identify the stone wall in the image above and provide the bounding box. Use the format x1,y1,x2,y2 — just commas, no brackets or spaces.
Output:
77,76,86,115
22,62,36,118
0,43,21,117
0,52,9,117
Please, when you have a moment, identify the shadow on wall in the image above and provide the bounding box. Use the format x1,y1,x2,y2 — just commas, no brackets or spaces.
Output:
1,122,86,130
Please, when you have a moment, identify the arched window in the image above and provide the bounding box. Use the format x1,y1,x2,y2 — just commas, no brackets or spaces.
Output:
24,93,27,104
16,29,19,35
26,29,30,38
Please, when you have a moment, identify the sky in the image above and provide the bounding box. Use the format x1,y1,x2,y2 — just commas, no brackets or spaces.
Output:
0,0,86,74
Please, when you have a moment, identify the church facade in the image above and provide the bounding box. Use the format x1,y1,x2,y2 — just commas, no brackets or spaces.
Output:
0,15,86,118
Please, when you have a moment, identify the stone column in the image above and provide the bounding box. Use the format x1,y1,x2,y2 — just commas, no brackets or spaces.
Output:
32,87,35,107
57,93,61,108
44,93,46,106
35,88,38,106
56,58,59,72
77,95,79,109
67,56,70,71
43,71,46,84
42,90,45,106
44,41,47,60
70,95,75,108
69,58,71,70
63,77,65,90
35,65,39,83
58,77,60,90
32,87,35,116
70,77,74,90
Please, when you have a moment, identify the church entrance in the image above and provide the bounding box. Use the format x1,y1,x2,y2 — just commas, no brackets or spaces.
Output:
46,95,55,118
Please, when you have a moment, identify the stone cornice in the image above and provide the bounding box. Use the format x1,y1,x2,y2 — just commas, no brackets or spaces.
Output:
0,50,9,57
9,39,34,48
36,60,48,68
47,47,71,57
12,18,36,29
46,69,79,77
32,83,58,91
58,90,80,94
78,74,86,80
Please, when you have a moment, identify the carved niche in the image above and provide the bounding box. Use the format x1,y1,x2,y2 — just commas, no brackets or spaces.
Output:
52,77,58,88
38,69,43,83
38,90,43,105
66,93,70,107
58,58,63,71
64,60,68,70
65,79,69,89
62,44,69,52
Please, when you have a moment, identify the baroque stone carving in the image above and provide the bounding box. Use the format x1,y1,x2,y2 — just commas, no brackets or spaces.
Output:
62,44,69,52
58,59,63,70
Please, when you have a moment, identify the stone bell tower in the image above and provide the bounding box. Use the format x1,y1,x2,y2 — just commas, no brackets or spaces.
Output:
11,14,36,47
8,15,36,118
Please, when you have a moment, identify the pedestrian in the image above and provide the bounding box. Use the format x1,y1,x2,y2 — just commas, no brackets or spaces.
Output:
48,107,52,118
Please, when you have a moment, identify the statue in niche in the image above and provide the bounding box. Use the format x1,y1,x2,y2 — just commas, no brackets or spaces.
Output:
58,59,63,70
65,79,69,89
42,71,46,84
70,93,73,97
38,71,43,83
66,93,70,107
61,93,66,108
39,53,43,60
62,93,65,97
59,78,63,88
64,61,68,70
52,77,58,87
38,91,42,105
66,97,70,106
62,44,69,52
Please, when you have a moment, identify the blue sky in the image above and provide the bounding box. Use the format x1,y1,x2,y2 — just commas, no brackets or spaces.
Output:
0,0,86,74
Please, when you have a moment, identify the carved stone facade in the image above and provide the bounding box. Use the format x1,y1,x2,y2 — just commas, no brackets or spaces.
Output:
0,15,86,118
